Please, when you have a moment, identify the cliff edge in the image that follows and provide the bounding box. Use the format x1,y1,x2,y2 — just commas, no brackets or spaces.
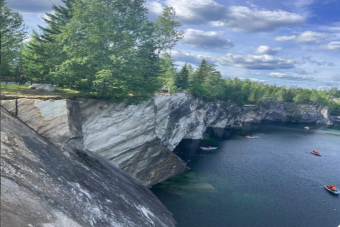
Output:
1,92,333,186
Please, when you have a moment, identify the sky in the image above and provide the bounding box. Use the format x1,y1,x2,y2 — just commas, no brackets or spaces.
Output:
7,0,340,89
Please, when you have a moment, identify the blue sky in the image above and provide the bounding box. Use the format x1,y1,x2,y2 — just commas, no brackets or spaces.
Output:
7,0,340,89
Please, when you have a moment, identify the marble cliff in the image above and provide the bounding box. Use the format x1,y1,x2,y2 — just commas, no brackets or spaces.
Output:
1,92,333,186
0,107,176,227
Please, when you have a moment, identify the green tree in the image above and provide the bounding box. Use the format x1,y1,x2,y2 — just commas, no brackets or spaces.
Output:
159,53,176,90
293,89,311,104
192,59,210,84
22,0,74,83
53,0,181,101
154,7,183,58
0,0,26,77
174,63,189,89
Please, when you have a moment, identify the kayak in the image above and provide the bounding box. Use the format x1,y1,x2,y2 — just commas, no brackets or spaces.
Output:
324,185,340,195
245,136,259,139
200,147,218,151
310,151,321,156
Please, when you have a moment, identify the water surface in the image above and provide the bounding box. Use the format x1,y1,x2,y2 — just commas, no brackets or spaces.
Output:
152,123,340,227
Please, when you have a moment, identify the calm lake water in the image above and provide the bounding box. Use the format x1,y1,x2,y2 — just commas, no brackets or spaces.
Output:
152,122,340,227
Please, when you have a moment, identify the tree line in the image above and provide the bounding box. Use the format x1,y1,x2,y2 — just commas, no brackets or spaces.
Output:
2,0,183,102
1,0,340,114
166,57,340,115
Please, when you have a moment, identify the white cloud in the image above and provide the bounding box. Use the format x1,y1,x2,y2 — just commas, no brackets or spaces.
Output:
275,31,332,43
8,0,62,13
268,72,315,81
171,50,210,65
217,53,296,70
165,0,226,24
239,77,268,83
254,46,281,55
292,0,317,17
320,41,340,51
182,29,234,49
220,6,305,32
149,1,304,32
275,35,296,41
145,1,164,21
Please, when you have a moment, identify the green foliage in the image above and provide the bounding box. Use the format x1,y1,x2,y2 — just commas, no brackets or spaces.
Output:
293,89,311,104
180,59,340,115
1,84,82,98
191,59,210,84
20,0,182,103
188,83,209,98
329,102,340,115
154,7,184,57
159,53,176,88
15,0,339,114
0,0,26,76
187,59,225,101
174,63,189,89
21,0,74,82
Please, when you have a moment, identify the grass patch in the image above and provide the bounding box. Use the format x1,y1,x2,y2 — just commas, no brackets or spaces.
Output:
0,84,91,99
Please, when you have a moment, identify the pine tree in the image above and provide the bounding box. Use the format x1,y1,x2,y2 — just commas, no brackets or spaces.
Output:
0,0,26,76
174,63,189,89
22,0,74,82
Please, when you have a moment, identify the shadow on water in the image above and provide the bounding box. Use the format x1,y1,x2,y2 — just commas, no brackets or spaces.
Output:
152,122,340,227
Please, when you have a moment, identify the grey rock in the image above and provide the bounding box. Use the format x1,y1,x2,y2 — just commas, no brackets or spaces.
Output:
0,107,176,227
0,99,16,115
1,93,335,187
29,84,56,92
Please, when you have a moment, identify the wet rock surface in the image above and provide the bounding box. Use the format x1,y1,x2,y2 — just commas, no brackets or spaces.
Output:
0,107,176,227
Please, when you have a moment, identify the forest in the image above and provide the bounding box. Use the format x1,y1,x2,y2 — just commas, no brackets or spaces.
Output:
1,0,340,114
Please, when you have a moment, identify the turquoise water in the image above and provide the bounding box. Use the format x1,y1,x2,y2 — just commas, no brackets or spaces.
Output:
152,123,340,227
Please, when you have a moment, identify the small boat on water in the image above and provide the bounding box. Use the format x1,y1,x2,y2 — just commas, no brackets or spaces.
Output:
324,185,340,195
245,136,259,139
310,150,321,156
304,126,310,130
200,147,218,151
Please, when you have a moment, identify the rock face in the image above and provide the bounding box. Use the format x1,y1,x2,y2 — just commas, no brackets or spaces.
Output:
1,93,334,186
29,83,56,92
0,107,176,227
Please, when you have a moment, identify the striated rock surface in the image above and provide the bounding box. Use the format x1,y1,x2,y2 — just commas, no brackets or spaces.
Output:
0,107,176,227
1,92,334,186
0,98,83,149
79,94,193,186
